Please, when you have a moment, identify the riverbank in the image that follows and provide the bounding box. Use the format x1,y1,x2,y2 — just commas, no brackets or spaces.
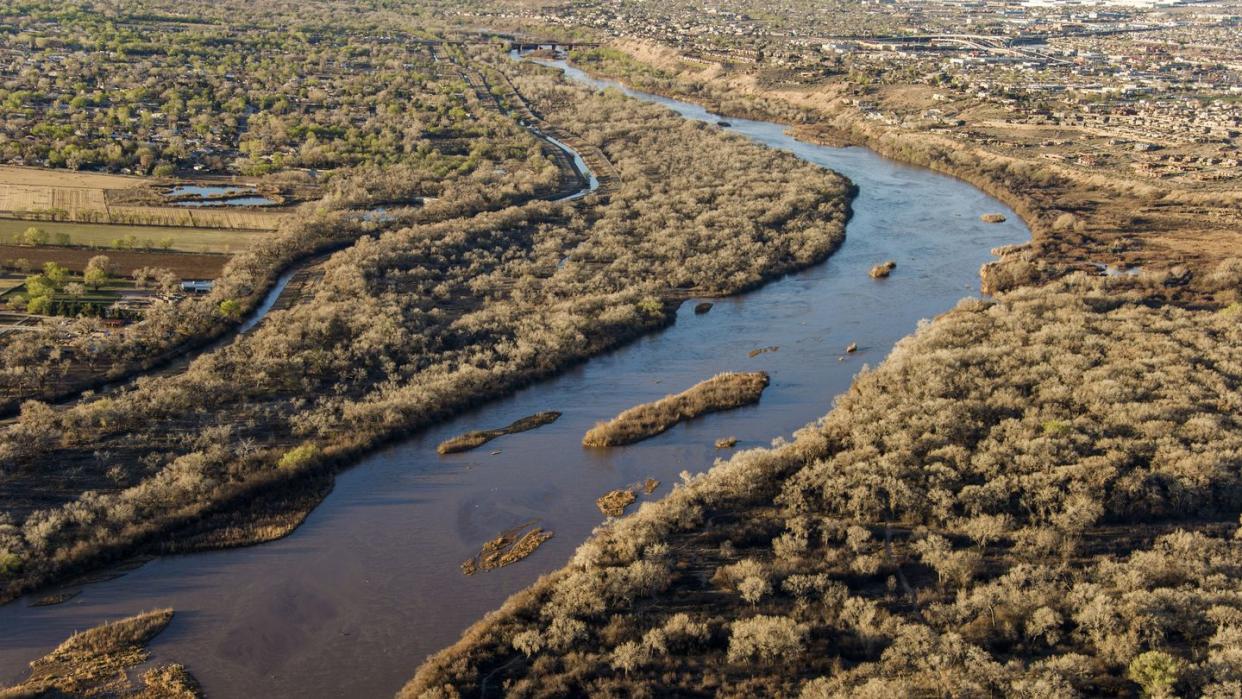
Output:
407,275,1242,696
0,55,852,612
562,40,1240,306
0,48,1021,696
402,47,1242,697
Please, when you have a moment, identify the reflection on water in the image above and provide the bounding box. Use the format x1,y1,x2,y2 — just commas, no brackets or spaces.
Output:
0,61,1028,698
166,184,277,207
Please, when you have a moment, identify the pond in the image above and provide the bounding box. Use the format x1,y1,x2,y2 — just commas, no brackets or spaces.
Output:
166,184,277,207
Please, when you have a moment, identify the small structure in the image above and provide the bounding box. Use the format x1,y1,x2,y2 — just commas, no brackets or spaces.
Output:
180,280,214,293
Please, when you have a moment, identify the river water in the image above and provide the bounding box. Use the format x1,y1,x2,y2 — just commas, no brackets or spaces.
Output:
0,59,1026,697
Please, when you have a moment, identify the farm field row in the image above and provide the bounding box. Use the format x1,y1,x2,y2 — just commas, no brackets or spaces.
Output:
0,244,228,279
0,219,267,254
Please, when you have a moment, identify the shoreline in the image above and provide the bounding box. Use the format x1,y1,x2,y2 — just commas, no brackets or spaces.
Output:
0,60,856,609
552,41,1236,305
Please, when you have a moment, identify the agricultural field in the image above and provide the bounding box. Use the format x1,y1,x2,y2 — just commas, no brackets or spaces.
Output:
0,166,289,231
0,220,267,254
0,244,227,279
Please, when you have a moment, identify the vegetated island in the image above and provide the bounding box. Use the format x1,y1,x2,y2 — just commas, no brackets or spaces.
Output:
870,260,897,278
596,489,637,517
460,522,554,576
582,372,770,447
2,608,199,697
436,411,562,455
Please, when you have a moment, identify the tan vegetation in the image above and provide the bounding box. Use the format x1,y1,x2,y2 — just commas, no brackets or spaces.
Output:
715,436,738,449
406,270,1242,696
869,260,896,278
436,411,561,455
0,608,199,698
596,489,636,518
568,40,1240,301
980,213,1008,223
461,522,555,576
0,48,851,603
583,372,771,447
0,168,288,232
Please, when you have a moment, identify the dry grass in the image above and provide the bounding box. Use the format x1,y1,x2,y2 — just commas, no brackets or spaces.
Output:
106,206,286,231
0,166,142,189
980,213,1007,223
583,372,770,447
0,608,199,698
596,489,636,517
436,411,562,454
869,260,896,278
461,522,554,575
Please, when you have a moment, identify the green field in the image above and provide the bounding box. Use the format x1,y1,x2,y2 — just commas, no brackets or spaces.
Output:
0,218,267,253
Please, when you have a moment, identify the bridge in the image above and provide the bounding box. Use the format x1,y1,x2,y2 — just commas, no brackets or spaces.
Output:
458,32,600,52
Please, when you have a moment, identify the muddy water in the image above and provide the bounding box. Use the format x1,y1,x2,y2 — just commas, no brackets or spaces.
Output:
0,61,1027,697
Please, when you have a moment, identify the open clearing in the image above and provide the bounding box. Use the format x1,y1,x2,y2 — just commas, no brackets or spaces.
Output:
0,219,266,253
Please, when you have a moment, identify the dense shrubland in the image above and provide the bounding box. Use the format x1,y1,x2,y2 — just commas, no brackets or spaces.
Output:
0,155,558,409
0,54,852,601
407,268,1242,697
0,26,565,410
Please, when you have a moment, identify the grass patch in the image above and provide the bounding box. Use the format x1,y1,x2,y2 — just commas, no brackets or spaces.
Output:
460,522,554,576
596,489,636,517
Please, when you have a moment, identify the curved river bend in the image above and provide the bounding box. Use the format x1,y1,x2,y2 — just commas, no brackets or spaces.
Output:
0,60,1027,697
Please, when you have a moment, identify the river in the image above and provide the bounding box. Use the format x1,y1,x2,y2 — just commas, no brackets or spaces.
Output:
0,58,1026,697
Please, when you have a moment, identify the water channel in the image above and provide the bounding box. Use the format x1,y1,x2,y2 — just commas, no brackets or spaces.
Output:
0,58,1027,697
